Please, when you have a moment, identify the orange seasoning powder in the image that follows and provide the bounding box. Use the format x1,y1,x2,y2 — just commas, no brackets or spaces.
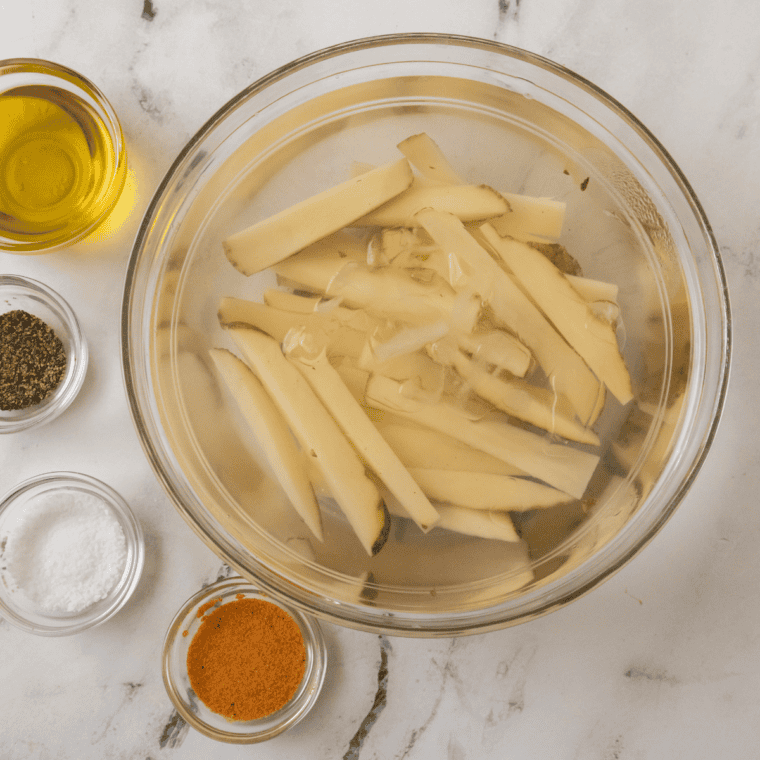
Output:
186,596,307,721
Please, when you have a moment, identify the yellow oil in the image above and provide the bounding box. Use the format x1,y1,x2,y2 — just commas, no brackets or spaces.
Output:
0,84,123,244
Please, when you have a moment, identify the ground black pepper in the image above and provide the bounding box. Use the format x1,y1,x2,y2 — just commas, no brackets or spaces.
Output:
0,310,67,410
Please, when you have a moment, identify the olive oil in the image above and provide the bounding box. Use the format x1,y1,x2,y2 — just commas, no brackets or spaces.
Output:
0,84,122,245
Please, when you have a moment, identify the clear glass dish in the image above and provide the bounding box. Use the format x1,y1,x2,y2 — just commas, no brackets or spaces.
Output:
0,472,144,635
162,578,327,743
0,275,88,433
0,58,127,253
123,34,730,636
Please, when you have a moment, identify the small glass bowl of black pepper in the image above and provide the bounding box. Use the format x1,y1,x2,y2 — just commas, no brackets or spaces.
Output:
0,274,88,433
162,578,327,743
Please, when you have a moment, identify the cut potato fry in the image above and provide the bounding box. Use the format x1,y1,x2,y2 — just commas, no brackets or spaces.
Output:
279,228,369,265
225,326,390,556
433,505,520,542
397,133,463,184
350,160,377,178
566,274,619,304
454,329,532,378
371,321,449,362
407,468,573,511
275,252,479,330
265,288,384,322
524,241,583,277
365,375,599,499
367,227,456,284
438,344,600,445
369,226,430,267
219,297,306,342
490,193,566,241
333,358,372,400
566,275,620,327
585,383,607,428
414,207,603,422
267,230,366,293
352,184,508,227
223,159,414,276
209,348,323,541
588,300,621,325
358,344,444,393
375,421,525,476
288,351,440,532
263,289,324,313
219,297,372,359
479,225,633,404
383,493,519,542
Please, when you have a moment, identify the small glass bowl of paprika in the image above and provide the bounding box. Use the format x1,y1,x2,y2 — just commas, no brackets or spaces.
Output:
0,274,88,433
162,577,327,743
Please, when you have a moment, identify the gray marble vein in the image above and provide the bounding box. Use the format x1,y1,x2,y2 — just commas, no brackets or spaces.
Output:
343,636,392,759
158,709,189,750
142,0,158,21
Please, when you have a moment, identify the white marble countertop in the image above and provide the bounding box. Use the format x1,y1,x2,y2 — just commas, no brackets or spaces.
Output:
0,1,756,758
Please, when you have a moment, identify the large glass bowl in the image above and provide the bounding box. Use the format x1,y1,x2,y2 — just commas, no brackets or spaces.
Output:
122,34,730,636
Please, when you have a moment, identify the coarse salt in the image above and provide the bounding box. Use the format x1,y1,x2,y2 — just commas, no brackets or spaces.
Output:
1,489,127,613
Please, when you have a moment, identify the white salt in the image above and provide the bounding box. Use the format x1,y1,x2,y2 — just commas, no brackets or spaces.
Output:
2,490,128,613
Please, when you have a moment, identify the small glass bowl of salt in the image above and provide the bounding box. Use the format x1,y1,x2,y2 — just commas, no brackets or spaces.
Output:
0,472,144,635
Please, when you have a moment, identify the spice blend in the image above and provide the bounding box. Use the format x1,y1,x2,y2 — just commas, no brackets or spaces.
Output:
186,596,307,721
0,309,66,410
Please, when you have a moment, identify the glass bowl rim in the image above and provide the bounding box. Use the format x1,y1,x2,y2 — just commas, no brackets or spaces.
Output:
0,274,89,433
122,33,731,636
161,576,327,743
0,470,145,635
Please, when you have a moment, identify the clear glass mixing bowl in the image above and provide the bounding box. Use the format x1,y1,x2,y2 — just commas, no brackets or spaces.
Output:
122,34,730,636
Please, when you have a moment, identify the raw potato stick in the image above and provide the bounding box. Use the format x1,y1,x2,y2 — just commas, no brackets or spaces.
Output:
407,468,574,510
219,297,306,342
352,184,508,227
382,492,519,542
225,325,390,557
288,351,441,532
479,224,633,404
397,133,564,241
274,251,479,330
396,133,463,184
218,297,372,359
365,374,599,500
263,289,323,313
455,329,532,378
414,207,603,423
263,290,384,336
566,274,619,304
374,421,526,476
443,346,600,445
209,348,324,541
490,193,566,241
223,158,414,276
433,504,520,542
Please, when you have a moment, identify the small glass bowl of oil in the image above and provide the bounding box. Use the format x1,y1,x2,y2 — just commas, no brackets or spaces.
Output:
0,59,127,253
